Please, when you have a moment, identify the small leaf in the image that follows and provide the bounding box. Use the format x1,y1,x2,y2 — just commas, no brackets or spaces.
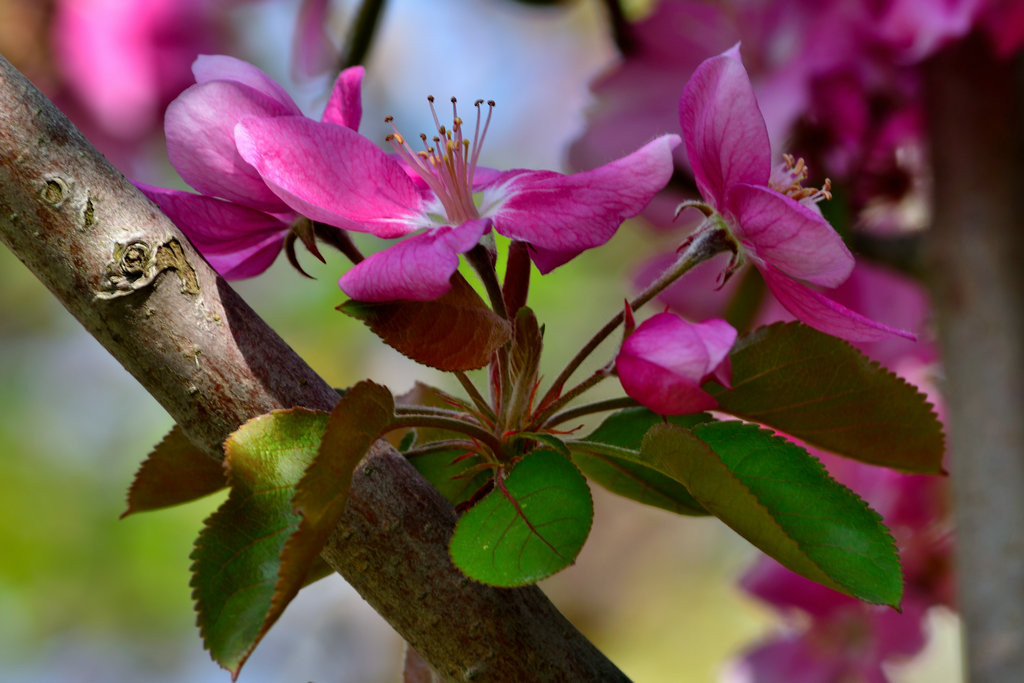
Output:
408,450,491,507
505,307,543,421
338,272,512,371
192,408,329,677
646,421,903,606
508,431,570,458
122,425,227,518
450,450,593,587
568,407,710,516
708,322,944,473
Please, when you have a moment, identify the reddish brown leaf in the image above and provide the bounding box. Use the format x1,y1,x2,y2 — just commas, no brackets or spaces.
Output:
121,425,226,518
338,273,511,371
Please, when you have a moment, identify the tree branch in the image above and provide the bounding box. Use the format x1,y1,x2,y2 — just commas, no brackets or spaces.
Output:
925,37,1024,681
0,56,627,682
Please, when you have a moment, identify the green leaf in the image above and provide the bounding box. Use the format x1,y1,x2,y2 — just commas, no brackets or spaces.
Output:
645,420,903,606
507,431,570,458
450,450,593,586
191,408,329,677
568,407,710,516
338,272,512,371
709,322,945,473
191,383,393,678
293,381,393,530
122,425,227,518
407,449,491,507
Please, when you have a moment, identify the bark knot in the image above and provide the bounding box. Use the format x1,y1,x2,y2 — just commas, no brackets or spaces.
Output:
96,237,201,300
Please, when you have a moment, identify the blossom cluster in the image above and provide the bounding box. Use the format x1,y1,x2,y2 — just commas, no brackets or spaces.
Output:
128,2,977,677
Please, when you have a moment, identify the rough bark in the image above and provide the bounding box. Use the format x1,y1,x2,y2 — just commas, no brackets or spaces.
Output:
0,56,628,682
925,37,1024,681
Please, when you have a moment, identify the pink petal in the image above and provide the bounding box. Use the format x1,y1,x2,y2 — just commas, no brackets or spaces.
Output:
760,265,916,342
492,134,680,273
191,55,301,112
165,80,299,211
679,44,770,209
728,183,854,287
615,313,736,415
339,219,491,302
137,183,290,280
322,66,364,130
616,355,718,416
235,116,423,237
291,0,339,82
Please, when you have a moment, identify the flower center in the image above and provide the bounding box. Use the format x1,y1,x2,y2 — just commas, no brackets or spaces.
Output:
385,96,495,225
769,154,832,206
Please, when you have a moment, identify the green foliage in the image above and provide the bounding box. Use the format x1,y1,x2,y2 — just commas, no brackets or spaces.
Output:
449,449,593,586
338,272,512,371
568,407,710,516
645,421,903,607
407,449,491,507
709,322,945,473
191,383,392,677
122,425,227,517
191,408,329,677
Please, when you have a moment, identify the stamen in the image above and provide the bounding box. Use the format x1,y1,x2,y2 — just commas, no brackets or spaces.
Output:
383,96,497,226
770,154,832,205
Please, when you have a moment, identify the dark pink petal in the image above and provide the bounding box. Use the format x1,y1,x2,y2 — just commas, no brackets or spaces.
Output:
165,80,298,211
191,55,301,112
235,116,423,237
616,355,717,416
727,183,853,287
291,0,339,82
524,245,584,274
137,183,290,280
322,66,364,129
679,44,770,208
339,219,491,302
760,265,916,342
615,313,736,415
491,134,680,272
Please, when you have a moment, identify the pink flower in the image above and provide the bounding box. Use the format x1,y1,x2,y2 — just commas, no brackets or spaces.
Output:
733,559,931,683
52,0,223,141
139,56,365,279
615,311,736,415
234,96,680,301
679,45,914,342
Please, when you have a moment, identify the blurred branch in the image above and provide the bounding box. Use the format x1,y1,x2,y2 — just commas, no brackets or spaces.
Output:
339,0,387,70
0,56,627,682
924,36,1024,682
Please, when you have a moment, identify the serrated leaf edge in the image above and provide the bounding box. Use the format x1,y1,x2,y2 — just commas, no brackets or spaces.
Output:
690,421,904,607
716,321,946,474
189,407,327,679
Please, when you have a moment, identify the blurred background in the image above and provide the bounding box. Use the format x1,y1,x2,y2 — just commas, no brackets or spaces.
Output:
0,0,961,680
